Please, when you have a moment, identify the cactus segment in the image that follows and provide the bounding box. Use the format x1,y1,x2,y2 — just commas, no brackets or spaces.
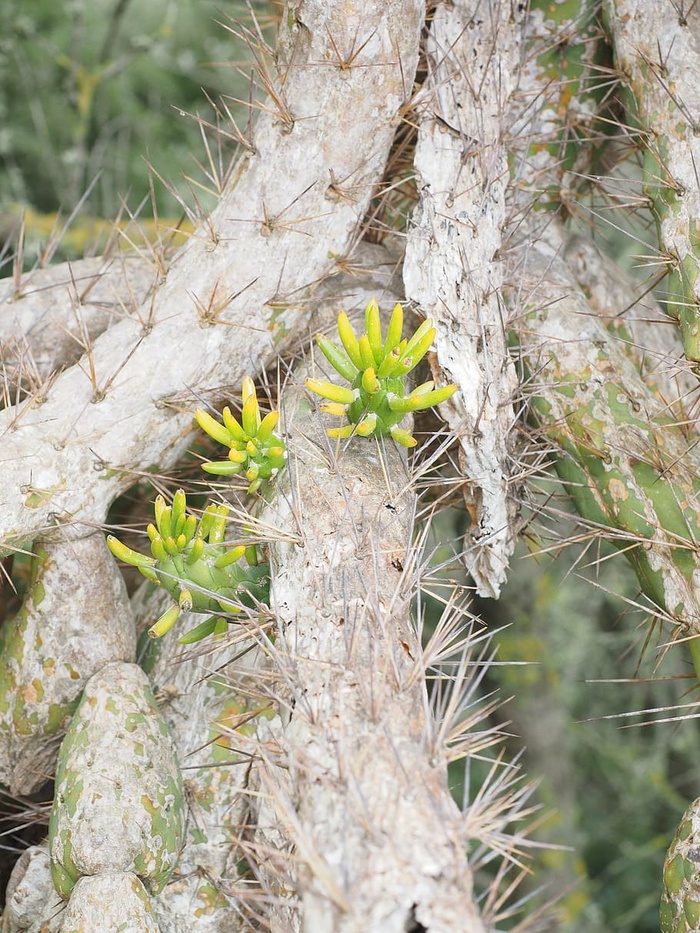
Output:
49,663,186,900
305,299,456,447
194,376,286,494
661,797,700,932
107,491,269,642
59,873,160,932
0,536,136,796
609,2,700,362
518,0,609,211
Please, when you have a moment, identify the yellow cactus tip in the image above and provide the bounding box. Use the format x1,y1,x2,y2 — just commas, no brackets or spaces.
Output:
390,426,418,448
241,375,256,400
148,603,181,639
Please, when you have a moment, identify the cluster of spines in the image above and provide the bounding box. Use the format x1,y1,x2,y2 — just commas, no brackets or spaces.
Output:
306,299,456,448
194,376,286,494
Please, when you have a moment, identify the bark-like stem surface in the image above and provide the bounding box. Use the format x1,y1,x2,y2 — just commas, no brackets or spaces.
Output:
258,327,486,932
404,0,522,597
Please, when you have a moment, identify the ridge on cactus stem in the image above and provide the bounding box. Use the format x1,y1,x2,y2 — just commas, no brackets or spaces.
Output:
106,489,269,642
306,299,457,448
194,376,287,494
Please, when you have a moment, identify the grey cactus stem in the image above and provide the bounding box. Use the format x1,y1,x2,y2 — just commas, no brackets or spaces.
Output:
0,533,136,795
511,218,700,678
607,0,700,362
254,295,488,932
404,0,522,598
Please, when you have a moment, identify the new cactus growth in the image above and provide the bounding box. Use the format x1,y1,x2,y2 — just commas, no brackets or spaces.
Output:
106,489,268,641
306,299,457,448
194,376,287,494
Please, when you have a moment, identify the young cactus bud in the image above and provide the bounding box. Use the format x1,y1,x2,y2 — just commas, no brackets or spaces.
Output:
195,377,286,494
306,298,456,448
106,490,269,642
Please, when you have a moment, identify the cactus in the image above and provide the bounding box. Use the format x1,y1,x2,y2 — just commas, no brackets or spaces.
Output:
7,0,700,930
135,582,274,930
194,376,287,494
607,0,700,362
306,298,456,448
0,534,135,795
59,874,161,933
49,663,186,904
107,489,269,641
661,797,700,932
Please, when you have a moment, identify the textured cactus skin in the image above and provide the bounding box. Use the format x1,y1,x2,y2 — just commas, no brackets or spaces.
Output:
49,662,186,902
607,0,700,362
59,873,160,933
661,798,700,933
130,583,267,931
0,535,136,795
0,845,62,933
521,246,700,649
525,0,606,209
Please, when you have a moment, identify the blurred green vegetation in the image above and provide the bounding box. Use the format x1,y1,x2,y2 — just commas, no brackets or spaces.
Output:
425,495,700,932
0,0,264,262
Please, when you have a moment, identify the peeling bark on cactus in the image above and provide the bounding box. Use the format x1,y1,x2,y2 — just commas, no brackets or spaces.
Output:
404,0,523,598
0,0,424,554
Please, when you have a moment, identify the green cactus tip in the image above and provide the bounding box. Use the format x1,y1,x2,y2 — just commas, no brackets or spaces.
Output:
194,376,286,494
305,298,456,448
106,489,269,642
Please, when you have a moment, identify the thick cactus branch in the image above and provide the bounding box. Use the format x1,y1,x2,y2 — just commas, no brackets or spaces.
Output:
564,233,700,430
0,533,136,795
254,300,489,932
404,0,523,597
0,254,156,394
0,0,424,553
511,218,700,658
608,0,700,361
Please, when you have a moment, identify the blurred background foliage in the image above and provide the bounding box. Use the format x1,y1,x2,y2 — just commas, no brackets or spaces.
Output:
0,0,269,262
1,2,699,931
